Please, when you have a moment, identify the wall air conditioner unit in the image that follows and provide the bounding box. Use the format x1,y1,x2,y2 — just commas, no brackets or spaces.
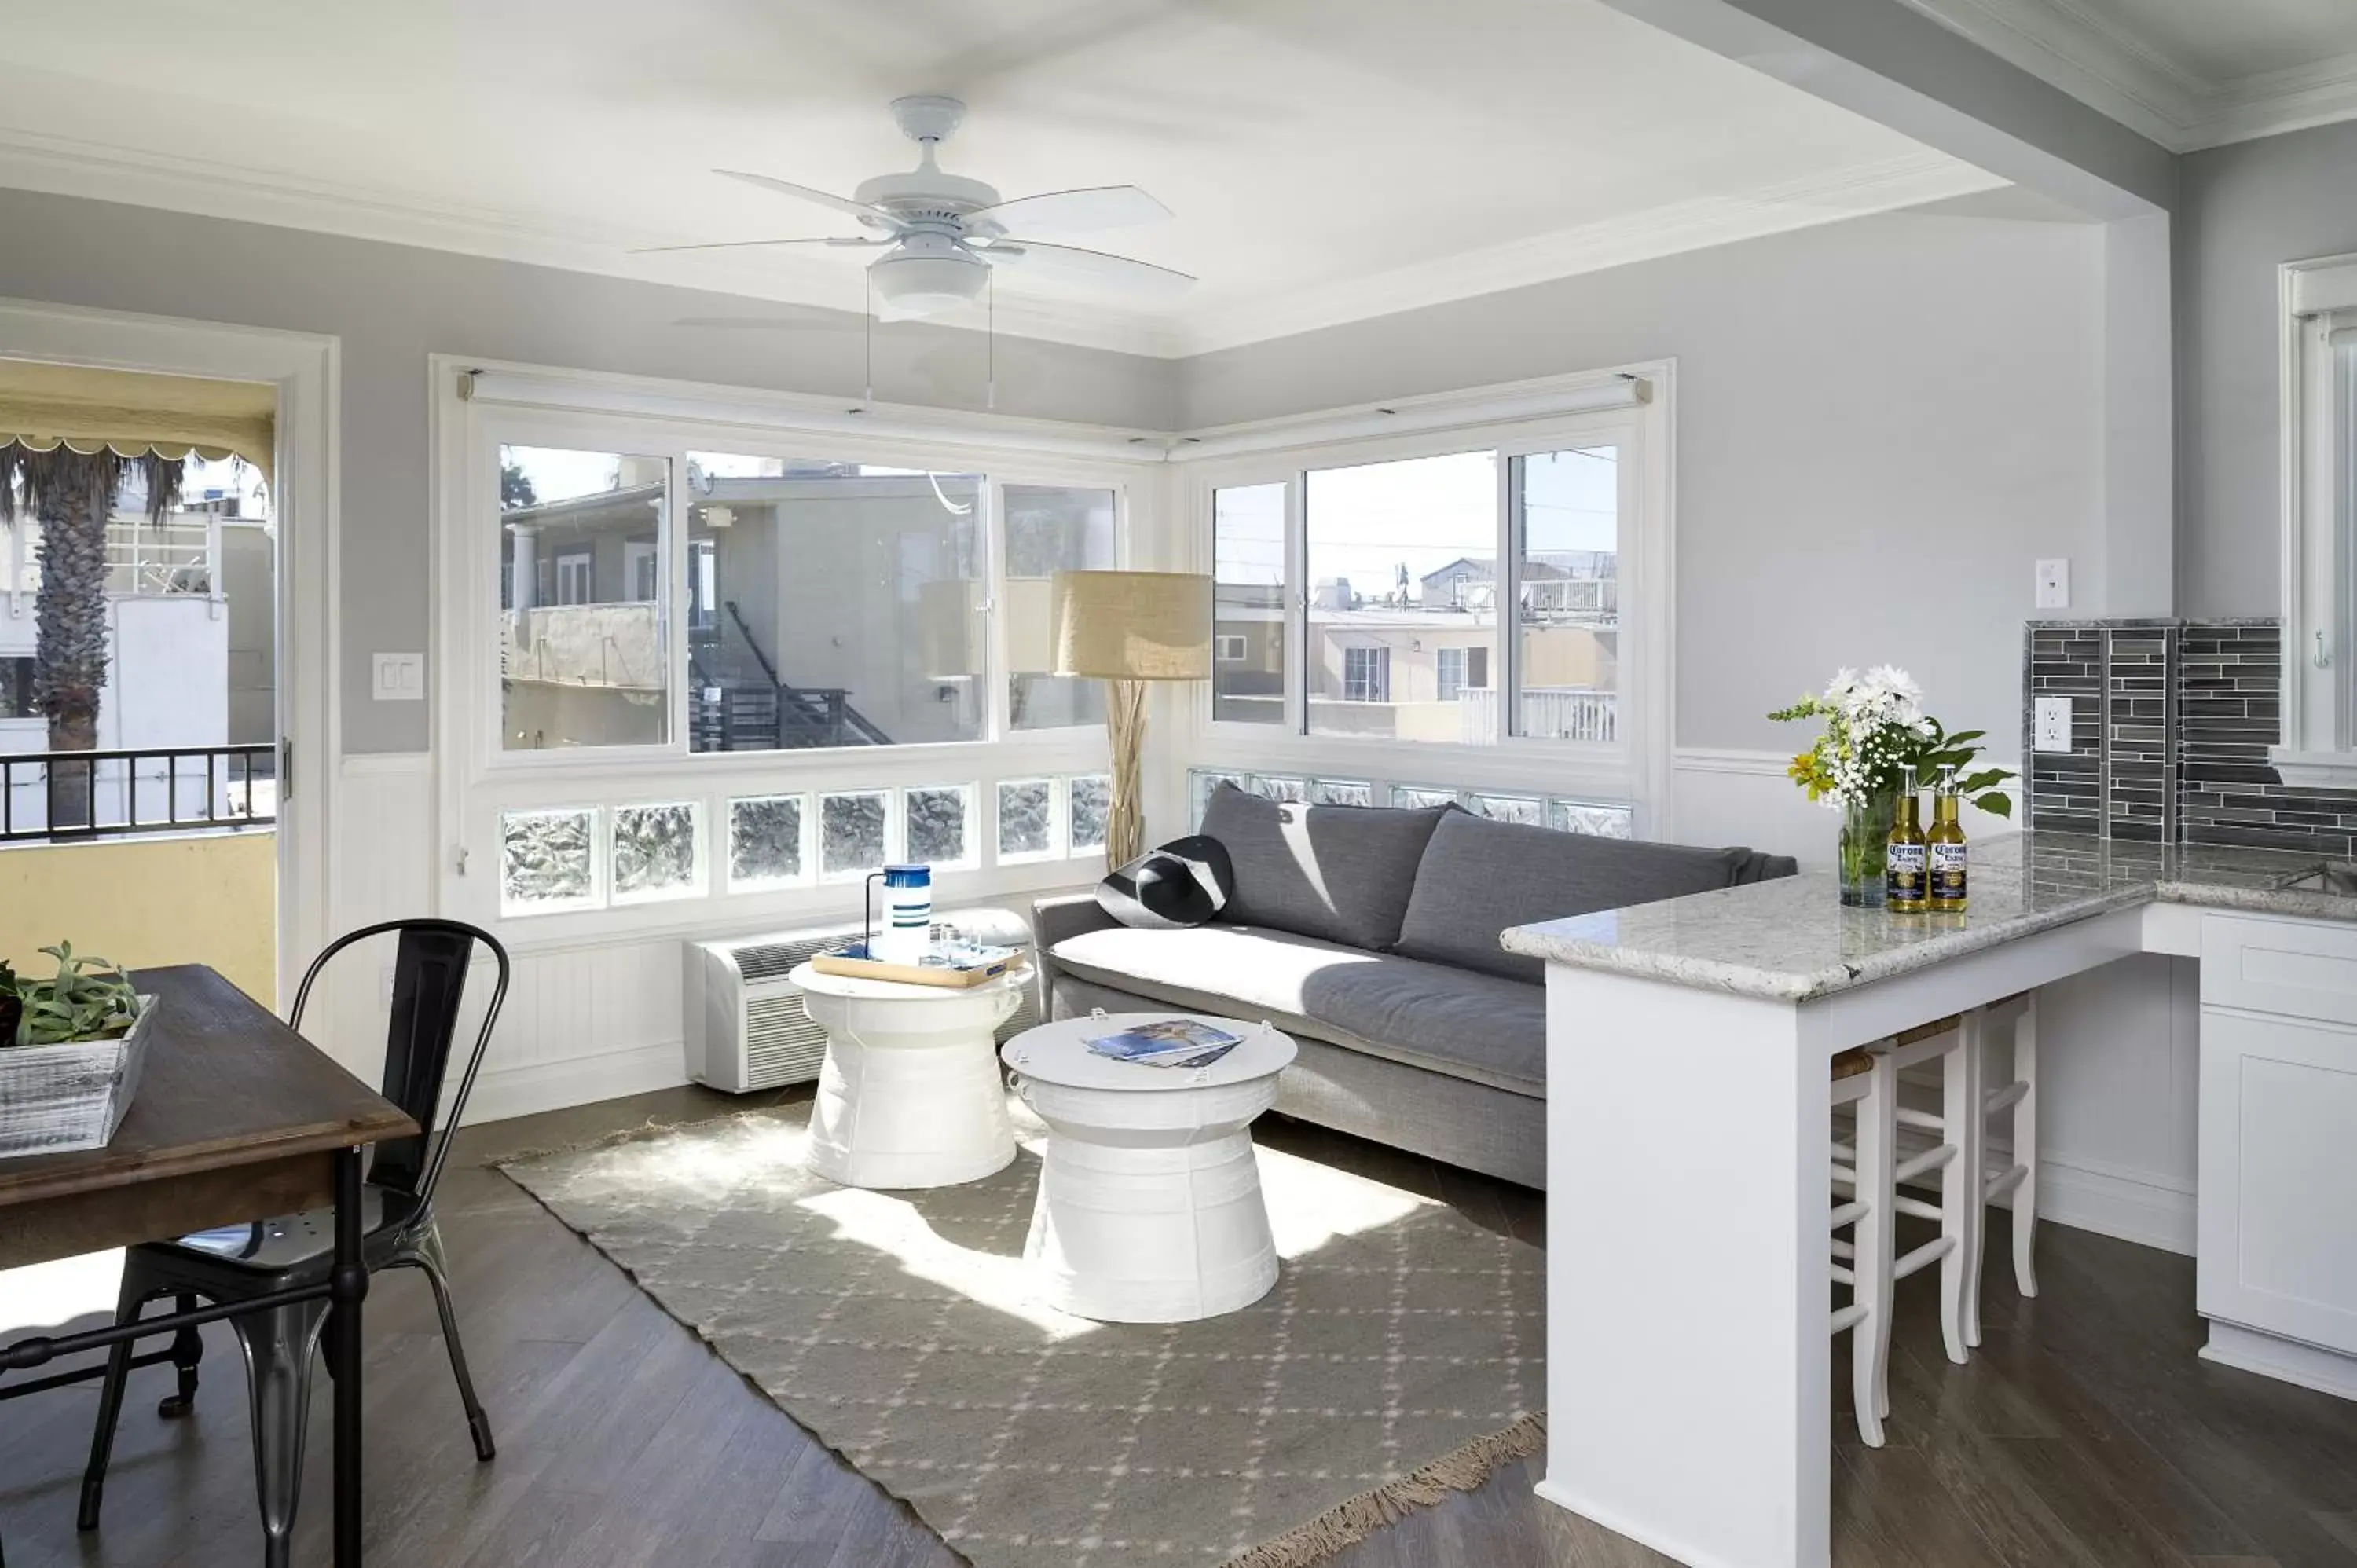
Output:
684,904,1039,1094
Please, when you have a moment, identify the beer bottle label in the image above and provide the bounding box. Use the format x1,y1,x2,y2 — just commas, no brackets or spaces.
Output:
1886,841,1927,902
1930,841,1968,901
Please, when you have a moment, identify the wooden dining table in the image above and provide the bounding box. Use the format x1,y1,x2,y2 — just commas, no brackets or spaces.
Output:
0,964,416,1567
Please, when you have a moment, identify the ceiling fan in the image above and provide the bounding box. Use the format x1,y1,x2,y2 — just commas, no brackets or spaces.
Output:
641,95,1193,320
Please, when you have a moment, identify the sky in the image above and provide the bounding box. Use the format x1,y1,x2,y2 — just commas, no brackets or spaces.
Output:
1215,445,1619,598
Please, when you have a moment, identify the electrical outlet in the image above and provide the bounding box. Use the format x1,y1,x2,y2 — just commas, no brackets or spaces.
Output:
2033,696,2074,753
2035,559,2070,610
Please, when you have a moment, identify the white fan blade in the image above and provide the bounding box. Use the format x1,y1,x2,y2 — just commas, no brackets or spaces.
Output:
672,315,831,331
632,236,888,255
714,170,903,229
966,185,1171,238
982,240,1195,299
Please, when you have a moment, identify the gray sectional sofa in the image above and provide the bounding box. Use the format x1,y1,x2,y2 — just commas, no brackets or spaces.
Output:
1033,783,1796,1189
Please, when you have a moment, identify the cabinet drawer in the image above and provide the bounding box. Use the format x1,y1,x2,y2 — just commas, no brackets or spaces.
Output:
2203,914,2357,1025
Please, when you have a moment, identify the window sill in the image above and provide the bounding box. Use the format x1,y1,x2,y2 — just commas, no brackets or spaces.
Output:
2267,747,2357,789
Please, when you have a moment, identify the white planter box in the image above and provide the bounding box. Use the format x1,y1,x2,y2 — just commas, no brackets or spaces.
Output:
0,994,159,1159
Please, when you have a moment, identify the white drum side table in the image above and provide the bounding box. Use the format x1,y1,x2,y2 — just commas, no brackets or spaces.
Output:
1001,1013,1297,1323
793,962,1025,1189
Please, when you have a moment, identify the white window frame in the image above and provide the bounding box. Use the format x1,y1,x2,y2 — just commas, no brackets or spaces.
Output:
1213,632,1246,662
622,539,660,604
1343,645,1391,703
1435,646,1466,704
1178,364,1673,830
552,548,596,607
2279,254,2357,785
432,357,1152,943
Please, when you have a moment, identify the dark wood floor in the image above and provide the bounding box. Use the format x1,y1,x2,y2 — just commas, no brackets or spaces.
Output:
4,1084,2356,1566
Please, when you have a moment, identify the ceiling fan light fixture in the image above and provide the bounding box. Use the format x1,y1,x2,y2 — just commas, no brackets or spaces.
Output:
869,240,988,317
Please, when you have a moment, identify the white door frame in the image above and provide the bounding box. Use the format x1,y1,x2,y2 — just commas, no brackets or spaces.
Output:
0,296,340,1007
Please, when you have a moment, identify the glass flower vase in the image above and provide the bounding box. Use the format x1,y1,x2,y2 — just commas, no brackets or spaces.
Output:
1838,792,1897,908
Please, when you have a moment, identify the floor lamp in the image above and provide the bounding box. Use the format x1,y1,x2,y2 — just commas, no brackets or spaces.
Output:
1050,570,1212,867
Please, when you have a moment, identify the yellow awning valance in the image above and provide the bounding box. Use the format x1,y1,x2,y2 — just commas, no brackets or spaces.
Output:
0,358,275,480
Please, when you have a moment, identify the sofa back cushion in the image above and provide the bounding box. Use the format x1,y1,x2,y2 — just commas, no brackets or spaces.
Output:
1197,782,1455,951
1395,811,1754,981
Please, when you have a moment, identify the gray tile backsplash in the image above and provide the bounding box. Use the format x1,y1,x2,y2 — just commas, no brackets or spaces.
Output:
2025,617,2357,855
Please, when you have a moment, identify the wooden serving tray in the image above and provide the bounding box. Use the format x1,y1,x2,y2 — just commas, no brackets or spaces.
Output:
808,947,1024,989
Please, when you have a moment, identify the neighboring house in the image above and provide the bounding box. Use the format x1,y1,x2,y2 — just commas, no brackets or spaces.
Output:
2,500,269,828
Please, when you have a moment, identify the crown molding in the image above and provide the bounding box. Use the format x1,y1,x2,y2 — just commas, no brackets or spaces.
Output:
1167,152,2005,357
1901,0,2357,152
0,123,1996,362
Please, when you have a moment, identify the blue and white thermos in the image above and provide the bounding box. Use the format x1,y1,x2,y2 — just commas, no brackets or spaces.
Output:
868,863,934,966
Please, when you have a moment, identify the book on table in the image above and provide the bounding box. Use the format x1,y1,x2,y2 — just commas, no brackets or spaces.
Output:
1083,1018,1243,1070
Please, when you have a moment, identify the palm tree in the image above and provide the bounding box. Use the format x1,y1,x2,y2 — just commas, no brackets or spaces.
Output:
0,445,182,830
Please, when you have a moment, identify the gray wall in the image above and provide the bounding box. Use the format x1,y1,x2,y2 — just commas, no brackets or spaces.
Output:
2176,117,2357,620
1179,202,2108,754
0,187,1175,753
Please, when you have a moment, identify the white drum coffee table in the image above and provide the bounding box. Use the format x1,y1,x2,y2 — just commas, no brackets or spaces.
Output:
1001,1013,1297,1323
794,962,1026,1189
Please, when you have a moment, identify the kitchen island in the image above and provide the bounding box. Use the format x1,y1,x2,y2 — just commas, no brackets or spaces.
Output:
1502,830,2357,1568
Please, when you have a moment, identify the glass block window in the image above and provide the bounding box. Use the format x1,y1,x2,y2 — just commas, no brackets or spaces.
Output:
1466,791,1546,826
997,777,1058,860
1549,799,1636,838
904,784,976,868
728,794,805,891
500,808,599,915
1307,778,1374,806
1388,786,1458,810
1068,773,1111,854
819,790,890,879
611,801,702,903
1248,774,1309,802
1190,769,1248,826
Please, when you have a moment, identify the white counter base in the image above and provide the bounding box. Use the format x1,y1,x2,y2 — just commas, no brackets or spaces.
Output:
2201,1321,2357,1402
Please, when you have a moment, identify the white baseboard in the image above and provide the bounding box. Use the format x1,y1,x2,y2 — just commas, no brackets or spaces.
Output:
2036,1152,2195,1256
2201,1321,2357,1401
449,1041,689,1127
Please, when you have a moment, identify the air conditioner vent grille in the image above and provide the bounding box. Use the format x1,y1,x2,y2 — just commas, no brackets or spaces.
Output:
732,935,846,981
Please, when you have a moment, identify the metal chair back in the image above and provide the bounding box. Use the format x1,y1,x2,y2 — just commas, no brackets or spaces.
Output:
287,918,510,1207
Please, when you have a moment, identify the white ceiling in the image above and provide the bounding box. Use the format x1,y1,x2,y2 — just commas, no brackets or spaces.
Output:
0,0,2003,357
1908,0,2357,150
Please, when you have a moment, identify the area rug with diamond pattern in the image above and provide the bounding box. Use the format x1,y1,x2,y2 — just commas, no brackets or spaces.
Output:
500,1101,1545,1568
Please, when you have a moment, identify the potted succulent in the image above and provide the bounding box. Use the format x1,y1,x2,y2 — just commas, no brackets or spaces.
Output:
0,943,159,1158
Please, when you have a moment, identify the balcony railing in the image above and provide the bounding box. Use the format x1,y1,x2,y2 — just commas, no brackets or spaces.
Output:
1457,687,1618,744
0,744,277,842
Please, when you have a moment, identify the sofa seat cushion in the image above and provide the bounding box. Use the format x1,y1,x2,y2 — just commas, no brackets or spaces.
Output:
1047,922,1544,1095
1197,782,1455,951
1395,811,1754,982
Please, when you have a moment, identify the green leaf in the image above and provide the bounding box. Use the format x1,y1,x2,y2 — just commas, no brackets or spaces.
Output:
1973,793,2014,818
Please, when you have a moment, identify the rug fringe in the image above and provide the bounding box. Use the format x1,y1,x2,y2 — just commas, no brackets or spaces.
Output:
1218,1410,1548,1568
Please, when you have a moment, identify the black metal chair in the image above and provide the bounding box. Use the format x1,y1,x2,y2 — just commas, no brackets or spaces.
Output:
75,919,511,1568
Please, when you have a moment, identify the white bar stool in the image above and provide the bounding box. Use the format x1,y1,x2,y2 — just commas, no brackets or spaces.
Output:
1963,992,2039,1349
1828,1048,1887,1446
1831,1016,1976,1442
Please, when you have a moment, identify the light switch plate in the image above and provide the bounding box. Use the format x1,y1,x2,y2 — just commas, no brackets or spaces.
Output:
2035,559,2071,610
373,651,425,701
2033,696,2074,753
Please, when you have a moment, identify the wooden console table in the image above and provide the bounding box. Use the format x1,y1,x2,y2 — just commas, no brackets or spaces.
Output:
0,964,415,1566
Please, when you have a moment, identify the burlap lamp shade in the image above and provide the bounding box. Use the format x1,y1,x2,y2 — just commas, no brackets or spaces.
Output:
1050,570,1213,864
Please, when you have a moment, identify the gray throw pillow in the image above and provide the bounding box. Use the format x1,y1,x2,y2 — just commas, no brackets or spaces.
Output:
1395,811,1752,981
1197,783,1455,951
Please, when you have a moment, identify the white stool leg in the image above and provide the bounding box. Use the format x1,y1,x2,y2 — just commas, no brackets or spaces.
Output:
2012,994,2040,1298
1940,1016,1984,1362
1856,1056,1897,1434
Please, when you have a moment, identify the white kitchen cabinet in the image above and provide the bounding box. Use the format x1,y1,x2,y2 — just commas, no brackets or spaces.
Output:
2198,914,2357,1398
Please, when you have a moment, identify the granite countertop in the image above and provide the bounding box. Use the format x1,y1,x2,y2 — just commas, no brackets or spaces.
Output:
1498,830,2357,1002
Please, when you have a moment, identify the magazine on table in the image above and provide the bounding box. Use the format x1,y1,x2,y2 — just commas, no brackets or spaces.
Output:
1084,1017,1243,1070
